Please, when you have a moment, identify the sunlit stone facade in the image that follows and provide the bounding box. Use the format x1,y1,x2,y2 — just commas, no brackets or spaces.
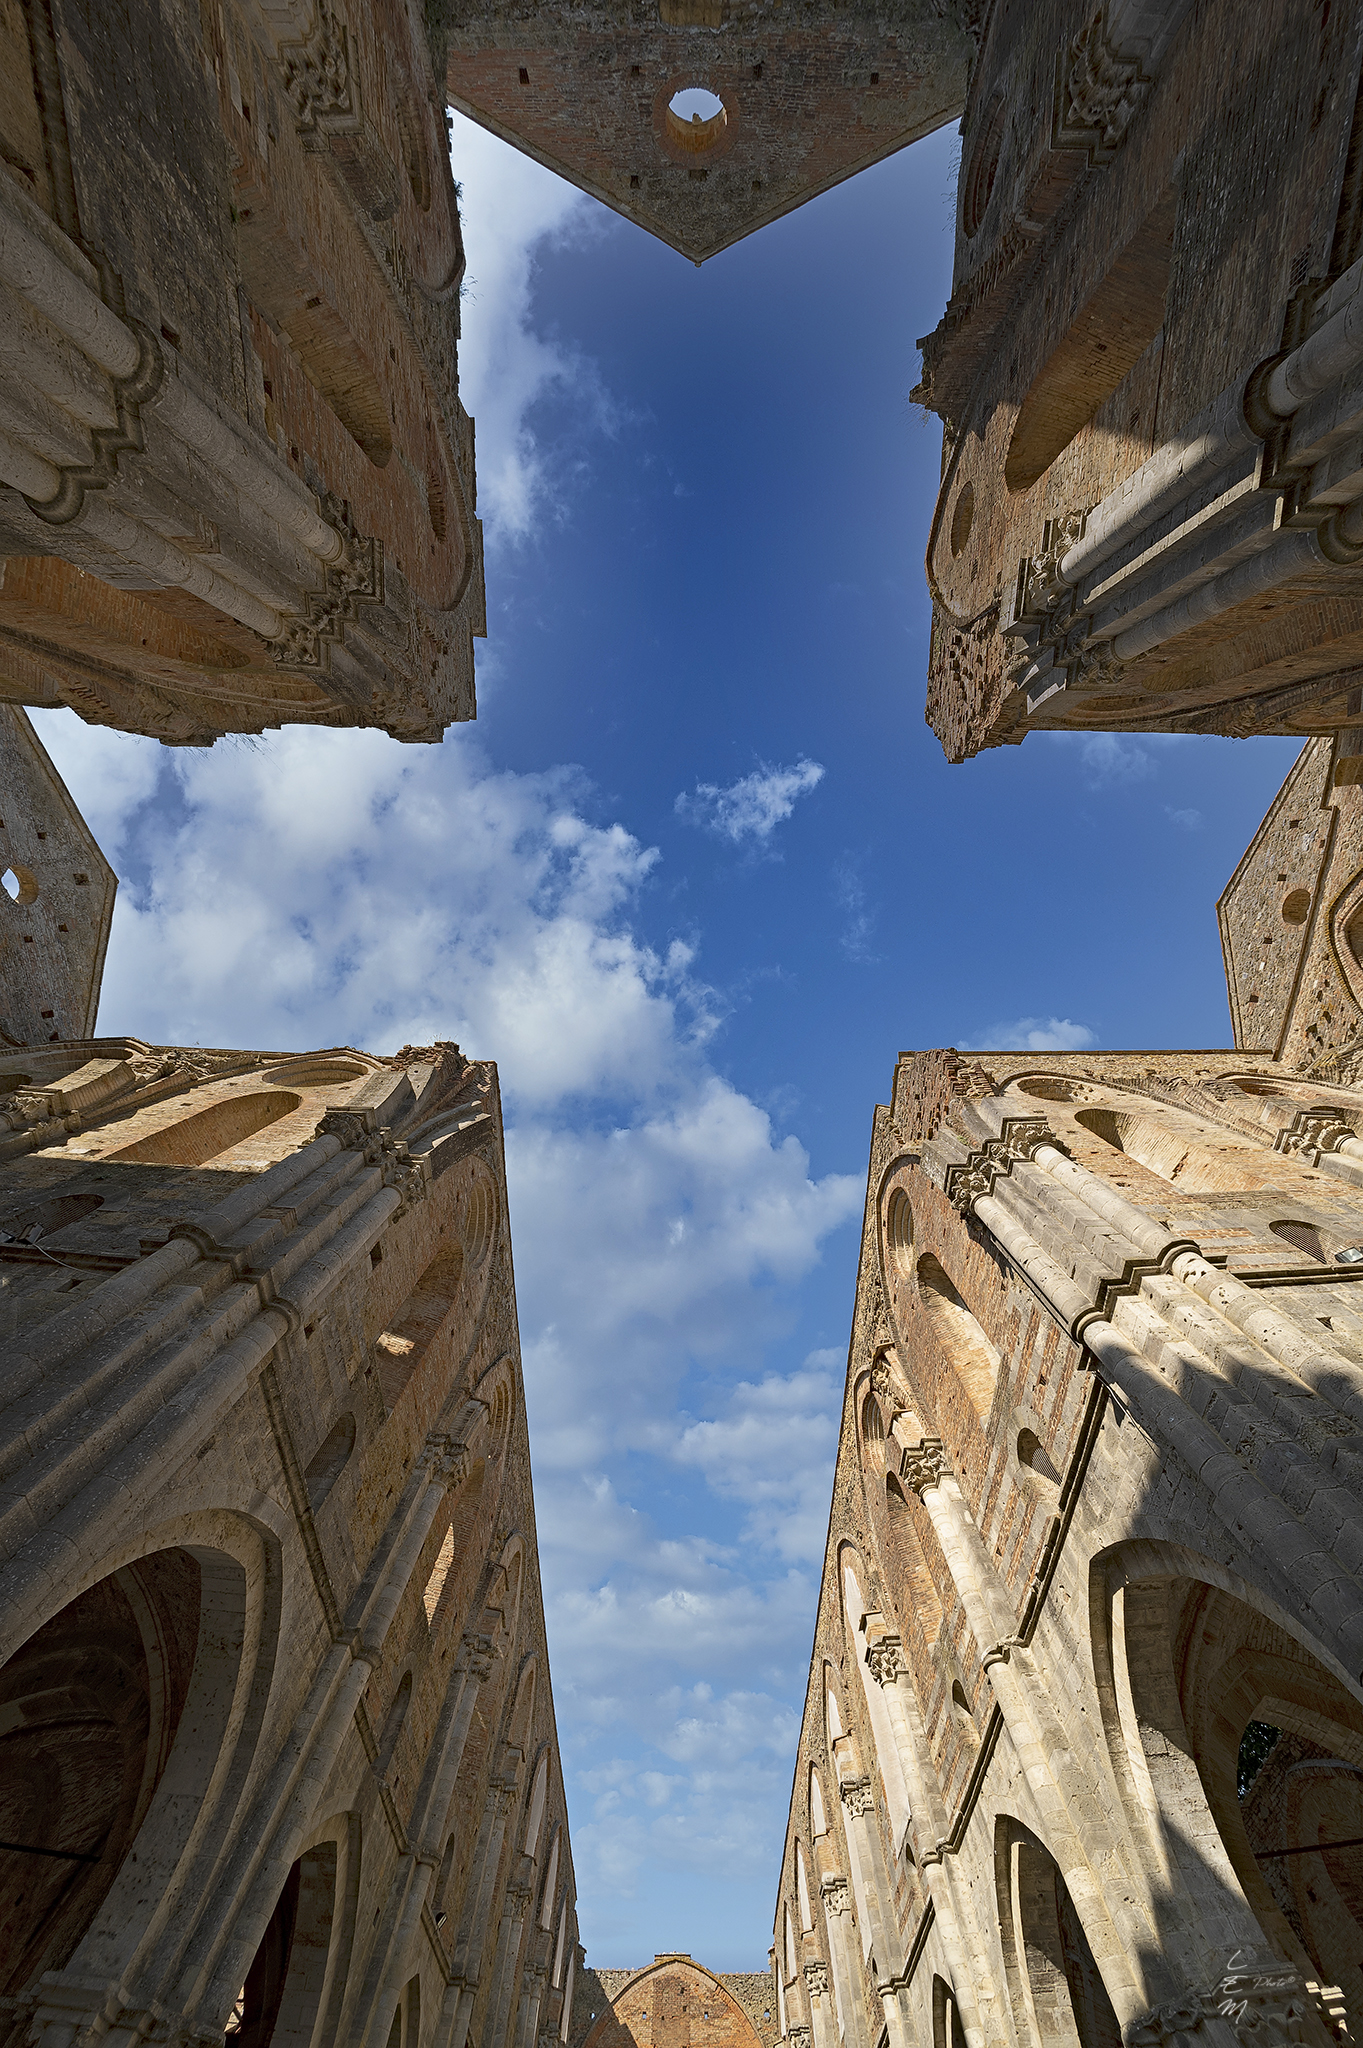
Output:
772,1028,1363,2048
0,1037,577,2048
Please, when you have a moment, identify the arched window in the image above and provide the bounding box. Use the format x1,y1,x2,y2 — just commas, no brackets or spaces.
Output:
1073,1105,1279,1193
304,1413,355,1512
826,1687,845,1744
843,1561,912,1848
376,1672,413,1777
795,1840,813,1931
1006,189,1176,492
539,1831,560,1929
917,1253,999,1423
784,1902,797,1980
552,1899,569,1987
371,1240,464,1413
524,1753,549,1858
810,1768,829,1838
107,1090,302,1166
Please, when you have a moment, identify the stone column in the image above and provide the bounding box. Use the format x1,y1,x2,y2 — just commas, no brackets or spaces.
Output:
819,1873,870,2048
440,1757,523,2048
361,1632,498,2046
903,1443,1146,2029
838,1776,913,2048
865,1633,994,2048
803,1957,836,2048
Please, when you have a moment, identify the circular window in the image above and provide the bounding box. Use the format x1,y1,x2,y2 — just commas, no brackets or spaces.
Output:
949,481,974,558
1282,889,1311,925
2,865,38,905
883,1186,913,1274
665,86,728,154
961,93,1006,239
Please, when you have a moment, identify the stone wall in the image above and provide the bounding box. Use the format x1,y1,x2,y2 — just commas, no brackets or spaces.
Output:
0,1036,577,2048
442,2,971,266
0,0,484,744
918,0,1363,760
770,1036,1363,2048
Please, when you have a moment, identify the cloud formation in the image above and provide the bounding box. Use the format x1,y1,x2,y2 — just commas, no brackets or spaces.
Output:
450,112,609,542
676,758,825,844
959,1015,1098,1052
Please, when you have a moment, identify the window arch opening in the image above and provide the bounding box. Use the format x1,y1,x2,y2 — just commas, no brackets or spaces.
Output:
1005,188,1176,493
0,1548,203,2005
106,1090,302,1166
371,1240,464,1412
917,1253,1000,1423
304,1412,356,1511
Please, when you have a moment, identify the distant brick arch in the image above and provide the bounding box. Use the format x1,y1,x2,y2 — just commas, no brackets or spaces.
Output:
580,1957,770,2048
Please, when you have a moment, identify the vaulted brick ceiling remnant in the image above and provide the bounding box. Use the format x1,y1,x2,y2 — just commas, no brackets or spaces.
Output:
439,2,975,265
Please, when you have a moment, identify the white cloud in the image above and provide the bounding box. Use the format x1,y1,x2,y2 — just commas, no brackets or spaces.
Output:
450,115,612,542
28,709,162,861
1166,804,1203,830
676,758,824,844
670,1352,843,1563
1076,733,1154,785
959,1015,1097,1051
831,852,878,964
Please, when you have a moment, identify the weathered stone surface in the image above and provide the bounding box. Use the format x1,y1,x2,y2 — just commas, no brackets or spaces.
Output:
0,0,483,744
918,0,1363,760
0,704,114,1045
0,1035,577,2048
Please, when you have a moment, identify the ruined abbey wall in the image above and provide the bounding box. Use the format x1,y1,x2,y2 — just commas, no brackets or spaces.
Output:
772,1038,1363,2048
0,1037,576,2048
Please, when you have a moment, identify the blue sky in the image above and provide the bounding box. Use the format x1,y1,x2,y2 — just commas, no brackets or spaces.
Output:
34,116,1301,1971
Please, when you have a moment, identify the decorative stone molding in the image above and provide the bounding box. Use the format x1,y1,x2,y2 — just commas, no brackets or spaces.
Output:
820,1876,851,1915
279,3,354,134
788,2028,812,2048
981,1636,1025,1671
1273,1106,1356,1166
422,1434,470,1487
1052,7,1150,166
840,1777,876,1820
902,1439,949,1497
866,1635,905,1687
22,317,164,528
804,1963,830,1998
270,495,384,671
944,1115,1062,1213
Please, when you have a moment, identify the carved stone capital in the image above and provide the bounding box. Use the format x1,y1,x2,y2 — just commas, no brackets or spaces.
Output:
422,1434,469,1487
943,1154,997,1214
279,4,353,134
271,495,384,671
316,1107,371,1151
902,1439,949,1497
1274,1106,1355,1167
1053,7,1150,165
840,1777,876,1820
788,2028,812,2048
982,1636,1024,1671
804,1963,829,1998
866,1636,904,1688
820,1876,850,1915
